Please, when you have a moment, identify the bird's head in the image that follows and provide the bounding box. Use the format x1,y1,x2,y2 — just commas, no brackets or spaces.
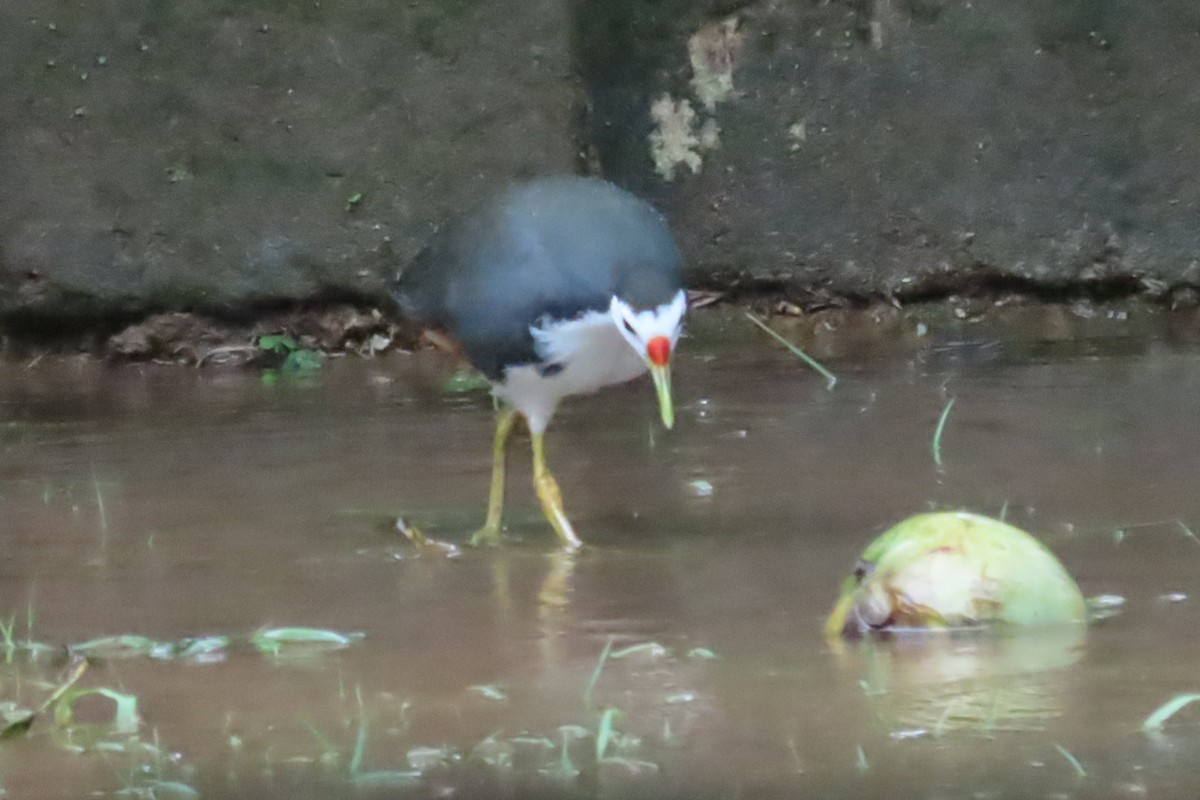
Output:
610,290,687,429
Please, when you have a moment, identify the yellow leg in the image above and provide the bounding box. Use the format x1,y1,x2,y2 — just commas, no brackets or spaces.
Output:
531,431,583,550
470,406,518,547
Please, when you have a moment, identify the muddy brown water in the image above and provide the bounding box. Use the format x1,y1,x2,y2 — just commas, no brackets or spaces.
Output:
3,306,1200,798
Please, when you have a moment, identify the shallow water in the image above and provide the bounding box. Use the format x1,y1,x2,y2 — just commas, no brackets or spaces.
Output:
3,305,1200,798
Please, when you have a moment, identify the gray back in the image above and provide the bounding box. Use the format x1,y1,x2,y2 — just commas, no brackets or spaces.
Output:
393,176,682,379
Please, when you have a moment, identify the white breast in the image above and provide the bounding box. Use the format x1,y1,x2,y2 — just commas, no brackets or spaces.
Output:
494,309,646,435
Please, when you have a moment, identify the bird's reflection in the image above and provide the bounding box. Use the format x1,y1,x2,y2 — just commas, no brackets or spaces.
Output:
482,545,579,671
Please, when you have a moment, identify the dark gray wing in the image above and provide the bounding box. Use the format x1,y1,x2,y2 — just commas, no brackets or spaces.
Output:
392,176,682,380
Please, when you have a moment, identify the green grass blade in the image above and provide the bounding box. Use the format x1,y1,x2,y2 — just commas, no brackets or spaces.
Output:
583,636,614,709
91,467,108,536
352,771,422,789
0,613,16,655
251,627,364,657
2,656,89,738
932,397,956,468
349,686,368,776
468,684,507,701
0,715,35,739
258,334,298,353
608,642,668,660
302,721,341,758
1142,693,1200,732
595,708,620,761
745,313,837,389
146,781,201,799
1055,744,1086,778
55,686,139,734
73,635,164,659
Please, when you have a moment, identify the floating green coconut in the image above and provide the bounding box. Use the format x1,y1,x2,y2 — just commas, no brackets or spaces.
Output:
825,511,1086,639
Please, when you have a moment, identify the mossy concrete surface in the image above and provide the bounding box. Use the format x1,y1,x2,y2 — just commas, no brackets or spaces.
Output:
0,0,575,332
577,0,1200,306
3,0,1200,342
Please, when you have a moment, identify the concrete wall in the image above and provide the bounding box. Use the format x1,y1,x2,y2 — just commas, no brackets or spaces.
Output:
2,0,1198,334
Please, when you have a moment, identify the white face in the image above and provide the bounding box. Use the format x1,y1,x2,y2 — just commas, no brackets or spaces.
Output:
610,289,687,366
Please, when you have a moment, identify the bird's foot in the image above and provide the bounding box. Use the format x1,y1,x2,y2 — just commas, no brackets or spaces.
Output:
469,523,504,548
534,473,583,551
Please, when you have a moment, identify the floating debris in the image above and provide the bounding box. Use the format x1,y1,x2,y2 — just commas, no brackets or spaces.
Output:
1086,593,1127,622
251,627,365,658
468,684,508,701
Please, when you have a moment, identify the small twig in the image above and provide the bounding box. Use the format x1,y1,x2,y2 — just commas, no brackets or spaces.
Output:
744,313,837,389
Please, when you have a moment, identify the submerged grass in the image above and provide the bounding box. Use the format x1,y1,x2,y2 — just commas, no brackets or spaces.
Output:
932,397,955,468
0,605,706,798
1176,520,1200,545
0,647,198,797
583,636,615,709
0,612,364,741
54,685,140,735
1101,518,1200,547
290,636,667,793
251,627,365,658
1,656,89,739
348,687,368,776
0,613,16,660
595,707,620,761
855,744,869,773
67,627,363,663
91,466,109,538
1054,743,1086,778
0,609,368,798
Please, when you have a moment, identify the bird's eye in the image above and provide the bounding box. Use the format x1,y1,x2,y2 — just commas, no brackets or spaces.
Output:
853,559,874,583
621,317,637,336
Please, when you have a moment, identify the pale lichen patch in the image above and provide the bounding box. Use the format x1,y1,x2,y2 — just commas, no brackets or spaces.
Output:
687,16,744,111
649,95,703,181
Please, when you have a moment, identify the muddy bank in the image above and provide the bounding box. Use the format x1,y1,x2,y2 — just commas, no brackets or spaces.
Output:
4,295,1200,375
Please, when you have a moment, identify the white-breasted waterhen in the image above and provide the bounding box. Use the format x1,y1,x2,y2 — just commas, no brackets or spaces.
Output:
392,175,686,549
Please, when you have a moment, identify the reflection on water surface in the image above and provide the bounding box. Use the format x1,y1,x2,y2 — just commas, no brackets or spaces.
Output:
2,306,1200,798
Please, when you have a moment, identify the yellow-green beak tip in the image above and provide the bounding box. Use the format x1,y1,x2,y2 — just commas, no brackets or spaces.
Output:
649,363,674,430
